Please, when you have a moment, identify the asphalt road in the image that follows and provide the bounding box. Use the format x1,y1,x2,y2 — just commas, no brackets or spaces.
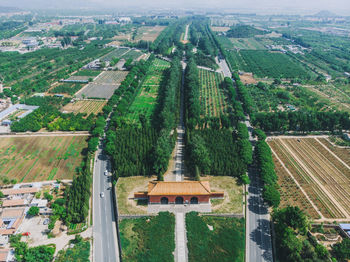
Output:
245,118,273,262
93,144,119,262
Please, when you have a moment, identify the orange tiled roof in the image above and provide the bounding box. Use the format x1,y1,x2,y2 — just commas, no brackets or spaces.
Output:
2,199,25,207
1,187,38,195
148,181,211,196
0,249,9,262
1,208,25,218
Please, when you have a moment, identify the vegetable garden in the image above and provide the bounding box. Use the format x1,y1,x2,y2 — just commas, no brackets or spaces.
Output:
198,69,227,118
268,137,350,219
123,58,170,125
0,135,88,183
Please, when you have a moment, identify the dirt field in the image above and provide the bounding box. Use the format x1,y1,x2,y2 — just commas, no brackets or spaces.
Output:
62,100,107,115
268,137,350,220
136,26,166,42
75,71,128,99
0,135,88,183
211,26,231,32
240,73,257,84
116,176,156,215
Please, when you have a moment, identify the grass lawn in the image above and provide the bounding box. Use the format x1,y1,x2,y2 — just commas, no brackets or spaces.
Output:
116,176,157,215
119,212,175,262
186,212,245,262
203,176,243,214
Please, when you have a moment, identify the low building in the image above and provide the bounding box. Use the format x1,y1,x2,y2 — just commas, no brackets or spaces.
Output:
0,249,11,262
0,208,25,235
30,198,47,208
1,187,39,196
343,133,350,141
134,181,224,205
39,207,52,216
2,199,26,208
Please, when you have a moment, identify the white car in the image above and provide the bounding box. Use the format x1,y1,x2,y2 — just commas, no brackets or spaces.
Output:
104,170,108,176
100,192,105,198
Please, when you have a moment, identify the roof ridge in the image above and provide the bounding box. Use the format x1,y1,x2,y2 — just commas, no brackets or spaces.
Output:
199,181,211,193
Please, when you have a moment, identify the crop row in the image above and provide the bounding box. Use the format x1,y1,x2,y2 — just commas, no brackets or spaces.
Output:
268,139,344,218
272,155,320,219
198,69,226,118
283,139,350,216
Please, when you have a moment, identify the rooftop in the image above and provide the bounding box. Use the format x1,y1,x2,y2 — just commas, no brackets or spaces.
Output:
0,249,10,262
148,181,212,196
1,208,25,219
1,187,39,196
2,199,26,207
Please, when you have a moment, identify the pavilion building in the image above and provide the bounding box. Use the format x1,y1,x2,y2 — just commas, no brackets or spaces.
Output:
134,181,224,205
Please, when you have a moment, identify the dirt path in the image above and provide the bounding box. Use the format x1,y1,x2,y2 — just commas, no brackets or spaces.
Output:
278,138,350,218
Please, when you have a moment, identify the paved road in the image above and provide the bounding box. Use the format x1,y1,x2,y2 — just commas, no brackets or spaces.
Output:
184,24,190,42
216,55,232,78
174,59,188,262
93,143,119,262
245,117,273,262
214,55,273,261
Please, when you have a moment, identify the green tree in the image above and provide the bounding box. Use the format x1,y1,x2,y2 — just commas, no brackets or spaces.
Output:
263,184,280,208
332,238,350,261
44,192,53,202
27,206,39,216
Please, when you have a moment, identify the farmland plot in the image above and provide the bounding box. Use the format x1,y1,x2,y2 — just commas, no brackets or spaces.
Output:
62,100,107,115
227,50,310,79
121,49,143,61
101,47,130,62
229,38,266,50
198,69,227,118
0,135,88,183
124,58,170,125
76,71,128,99
268,137,350,219
134,26,166,42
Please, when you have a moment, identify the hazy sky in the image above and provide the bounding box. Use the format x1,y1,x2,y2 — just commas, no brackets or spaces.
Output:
2,0,350,15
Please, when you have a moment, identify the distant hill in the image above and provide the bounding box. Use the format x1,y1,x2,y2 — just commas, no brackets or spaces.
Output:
314,10,337,17
226,25,268,38
0,6,21,13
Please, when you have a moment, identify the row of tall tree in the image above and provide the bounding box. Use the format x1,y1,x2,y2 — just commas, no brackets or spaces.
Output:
150,19,187,56
254,131,280,207
153,57,182,179
232,72,255,116
253,111,350,133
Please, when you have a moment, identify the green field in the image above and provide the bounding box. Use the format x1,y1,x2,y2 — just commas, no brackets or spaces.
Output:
123,58,170,125
227,50,311,79
198,69,227,117
120,212,175,262
186,212,245,262
229,38,266,50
